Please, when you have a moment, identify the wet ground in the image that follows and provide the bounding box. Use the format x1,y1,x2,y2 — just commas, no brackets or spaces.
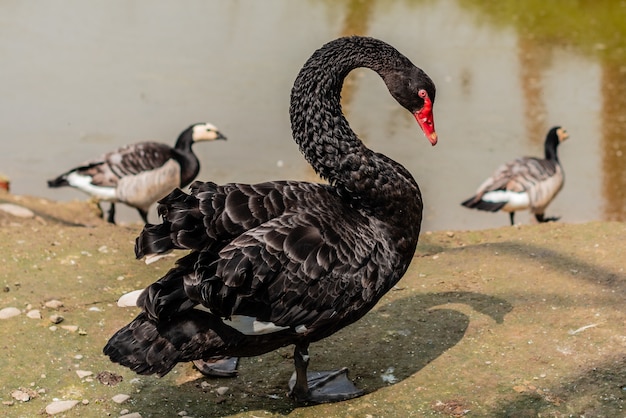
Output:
1,192,624,417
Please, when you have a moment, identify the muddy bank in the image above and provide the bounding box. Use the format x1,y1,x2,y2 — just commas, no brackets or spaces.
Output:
0,192,624,417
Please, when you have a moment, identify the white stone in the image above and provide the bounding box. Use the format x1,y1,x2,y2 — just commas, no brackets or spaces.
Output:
76,370,92,379
119,413,142,418
11,389,30,402
45,400,79,415
26,309,42,319
0,203,34,218
45,300,64,309
0,307,21,319
216,386,229,396
112,394,130,404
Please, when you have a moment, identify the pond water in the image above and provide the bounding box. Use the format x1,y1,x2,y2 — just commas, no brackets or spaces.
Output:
1,0,625,231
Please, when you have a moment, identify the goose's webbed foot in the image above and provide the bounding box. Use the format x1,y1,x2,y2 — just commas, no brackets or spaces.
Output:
535,214,560,223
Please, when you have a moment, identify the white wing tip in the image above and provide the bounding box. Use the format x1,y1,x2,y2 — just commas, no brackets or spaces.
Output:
144,252,175,265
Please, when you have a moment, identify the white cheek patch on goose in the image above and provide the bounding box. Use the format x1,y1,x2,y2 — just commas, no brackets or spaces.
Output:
193,305,291,335
66,172,117,201
482,190,530,212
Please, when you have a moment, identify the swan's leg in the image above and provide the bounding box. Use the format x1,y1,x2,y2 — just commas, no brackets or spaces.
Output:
289,342,364,404
107,203,116,224
193,357,239,378
509,212,515,225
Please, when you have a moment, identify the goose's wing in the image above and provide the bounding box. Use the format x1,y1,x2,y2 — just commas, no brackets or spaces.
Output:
99,142,175,179
475,157,556,195
51,142,175,188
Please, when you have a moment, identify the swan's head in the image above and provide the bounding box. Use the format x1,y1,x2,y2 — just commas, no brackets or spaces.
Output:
385,67,438,146
191,123,228,142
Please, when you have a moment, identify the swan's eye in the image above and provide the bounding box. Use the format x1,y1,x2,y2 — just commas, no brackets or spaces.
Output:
418,89,427,98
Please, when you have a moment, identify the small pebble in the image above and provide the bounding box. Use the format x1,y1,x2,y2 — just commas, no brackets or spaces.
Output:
216,386,229,396
120,413,142,418
112,394,130,404
26,309,42,319
49,314,64,324
49,326,57,331
45,400,79,415
76,370,93,379
0,203,34,218
44,300,64,309
0,307,21,319
178,411,188,416
61,325,78,332
88,306,102,312
11,389,30,402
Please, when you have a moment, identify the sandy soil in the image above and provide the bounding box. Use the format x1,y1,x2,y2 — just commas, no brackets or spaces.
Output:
0,191,624,417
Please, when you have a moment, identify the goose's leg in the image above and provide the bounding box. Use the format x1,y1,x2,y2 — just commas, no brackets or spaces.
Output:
509,212,515,226
535,213,560,223
288,342,363,404
107,203,116,224
137,208,149,224
193,357,239,378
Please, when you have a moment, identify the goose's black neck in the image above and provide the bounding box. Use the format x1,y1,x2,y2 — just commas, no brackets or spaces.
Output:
173,127,201,187
289,36,424,214
544,127,561,163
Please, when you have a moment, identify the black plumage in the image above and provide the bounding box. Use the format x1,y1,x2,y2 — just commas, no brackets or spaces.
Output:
104,36,438,403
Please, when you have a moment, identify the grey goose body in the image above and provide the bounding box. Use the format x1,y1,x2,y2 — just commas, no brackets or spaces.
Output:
47,123,226,223
461,126,569,225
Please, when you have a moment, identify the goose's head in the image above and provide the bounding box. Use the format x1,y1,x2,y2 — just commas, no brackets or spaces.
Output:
191,123,227,142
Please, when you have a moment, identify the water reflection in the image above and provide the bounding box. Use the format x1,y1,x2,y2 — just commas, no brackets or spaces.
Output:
0,0,624,228
460,0,626,220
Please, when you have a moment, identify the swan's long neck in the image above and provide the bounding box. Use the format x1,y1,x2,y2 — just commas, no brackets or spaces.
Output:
289,37,420,213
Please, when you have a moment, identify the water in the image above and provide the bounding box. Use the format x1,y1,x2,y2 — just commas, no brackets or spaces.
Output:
1,0,624,231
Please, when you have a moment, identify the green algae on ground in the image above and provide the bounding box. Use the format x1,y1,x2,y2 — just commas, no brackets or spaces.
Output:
0,193,624,417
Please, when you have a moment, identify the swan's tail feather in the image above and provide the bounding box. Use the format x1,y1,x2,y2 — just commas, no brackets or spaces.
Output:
103,312,181,376
103,310,242,376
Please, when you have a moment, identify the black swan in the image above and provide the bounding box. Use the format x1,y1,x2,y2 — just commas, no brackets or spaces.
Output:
104,36,437,404
461,126,568,225
47,123,226,224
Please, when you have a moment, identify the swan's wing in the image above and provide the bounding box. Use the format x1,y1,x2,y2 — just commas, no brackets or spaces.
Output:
136,181,331,257
189,207,392,336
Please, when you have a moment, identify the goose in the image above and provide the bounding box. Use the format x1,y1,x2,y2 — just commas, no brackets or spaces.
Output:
47,123,226,224
461,126,568,225
103,36,438,404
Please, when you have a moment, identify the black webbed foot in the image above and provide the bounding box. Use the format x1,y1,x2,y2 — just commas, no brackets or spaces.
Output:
288,367,364,404
193,357,239,378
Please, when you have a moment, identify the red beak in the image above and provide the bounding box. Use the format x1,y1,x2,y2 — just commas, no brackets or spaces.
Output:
414,92,438,146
